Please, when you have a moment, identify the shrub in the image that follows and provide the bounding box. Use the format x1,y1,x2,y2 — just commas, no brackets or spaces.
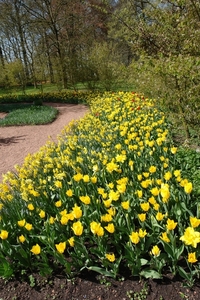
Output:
0,91,199,285
128,55,200,140
0,91,94,105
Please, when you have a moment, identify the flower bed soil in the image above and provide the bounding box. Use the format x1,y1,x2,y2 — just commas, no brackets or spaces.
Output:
0,271,200,300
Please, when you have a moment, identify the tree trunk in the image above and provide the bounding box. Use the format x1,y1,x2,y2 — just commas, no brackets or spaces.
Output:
44,31,55,84
14,0,29,84
0,46,5,68
0,45,10,88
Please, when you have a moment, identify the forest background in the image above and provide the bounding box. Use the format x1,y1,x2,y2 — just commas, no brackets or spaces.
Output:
0,0,199,142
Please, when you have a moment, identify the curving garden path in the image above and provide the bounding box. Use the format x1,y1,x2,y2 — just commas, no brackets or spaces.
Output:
0,103,89,182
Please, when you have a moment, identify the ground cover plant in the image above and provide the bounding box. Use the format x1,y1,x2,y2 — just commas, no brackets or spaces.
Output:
0,105,58,126
0,91,200,293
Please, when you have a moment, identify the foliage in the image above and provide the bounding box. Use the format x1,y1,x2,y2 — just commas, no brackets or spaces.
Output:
0,91,200,286
86,41,126,91
107,0,200,140
0,60,25,88
0,91,94,105
127,54,200,140
0,105,58,127
0,0,110,89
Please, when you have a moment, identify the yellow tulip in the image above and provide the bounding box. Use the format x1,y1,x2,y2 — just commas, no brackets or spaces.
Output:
72,221,83,236
184,182,193,194
180,227,200,248
90,221,104,236
188,252,198,264
68,237,75,247
27,203,34,211
138,229,147,238
83,175,90,183
129,231,140,244
18,219,26,227
55,242,66,254
164,171,172,181
25,223,33,231
140,202,150,212
101,214,112,222
18,235,26,243
55,200,62,207
31,244,41,255
166,219,177,231
105,253,115,262
138,213,146,222
72,205,82,219
151,245,161,257
73,173,83,182
150,187,159,197
156,212,165,221
190,216,200,228
149,166,156,173
66,189,73,197
160,232,170,243
0,230,8,240
39,210,45,218
121,201,130,210
79,195,91,205
104,223,115,233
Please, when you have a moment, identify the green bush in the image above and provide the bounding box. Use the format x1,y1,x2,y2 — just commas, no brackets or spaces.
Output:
0,91,199,286
128,55,200,141
0,91,94,105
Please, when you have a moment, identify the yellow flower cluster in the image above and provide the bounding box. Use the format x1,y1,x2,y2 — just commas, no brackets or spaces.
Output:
0,91,198,277
180,227,200,248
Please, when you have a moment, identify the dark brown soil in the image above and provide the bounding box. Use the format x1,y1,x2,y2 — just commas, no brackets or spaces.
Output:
0,270,200,300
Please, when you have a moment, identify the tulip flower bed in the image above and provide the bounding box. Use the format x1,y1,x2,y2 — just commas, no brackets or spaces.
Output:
0,91,199,286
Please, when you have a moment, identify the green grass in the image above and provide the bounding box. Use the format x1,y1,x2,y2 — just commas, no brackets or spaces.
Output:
0,84,60,95
0,82,135,97
0,105,58,126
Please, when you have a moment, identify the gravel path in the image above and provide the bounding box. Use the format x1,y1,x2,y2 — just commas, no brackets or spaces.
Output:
0,103,88,181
